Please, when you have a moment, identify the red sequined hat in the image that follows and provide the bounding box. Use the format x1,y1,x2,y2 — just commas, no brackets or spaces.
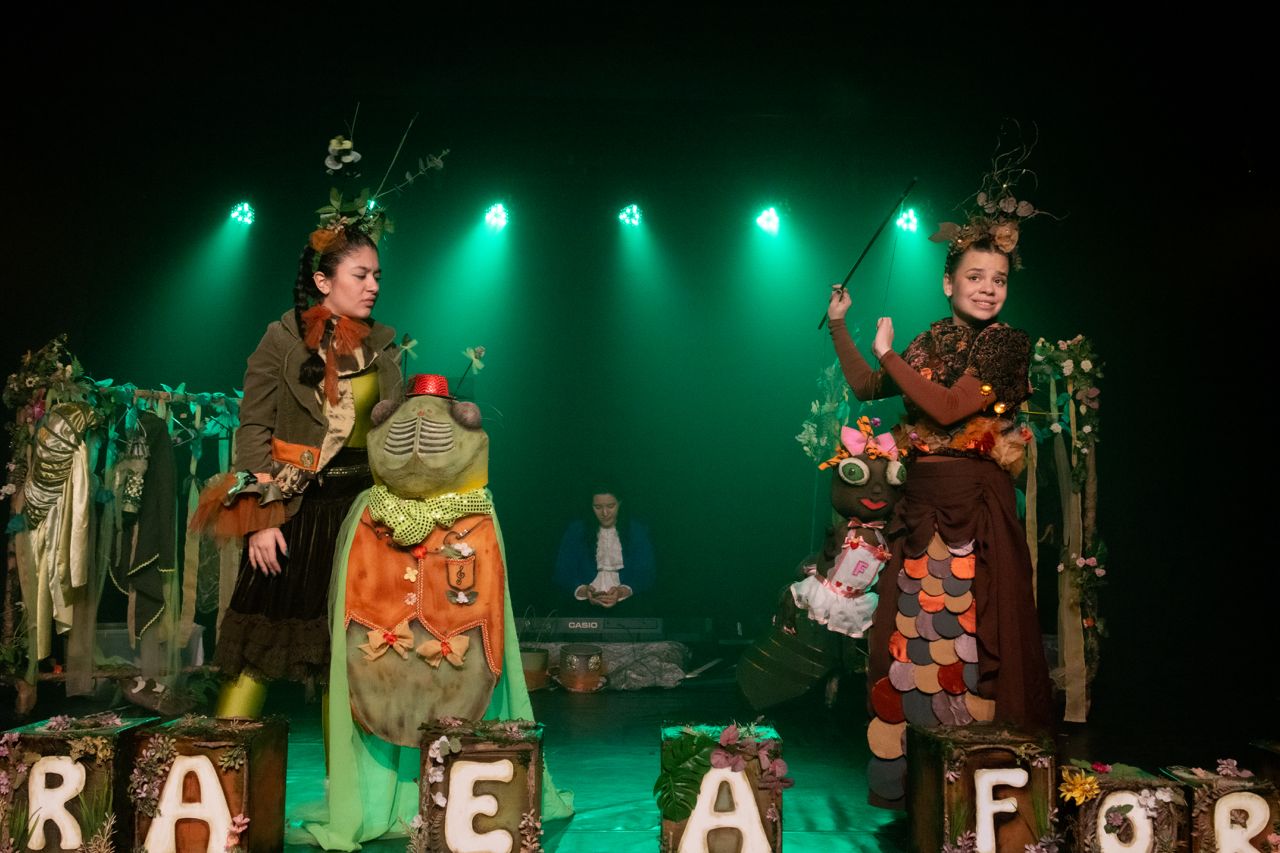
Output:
406,374,452,398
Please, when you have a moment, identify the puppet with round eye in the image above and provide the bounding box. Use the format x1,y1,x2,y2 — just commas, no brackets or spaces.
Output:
788,421,905,638
738,418,905,712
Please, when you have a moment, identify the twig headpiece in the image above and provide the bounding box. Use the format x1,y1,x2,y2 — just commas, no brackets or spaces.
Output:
308,104,450,260
929,122,1054,270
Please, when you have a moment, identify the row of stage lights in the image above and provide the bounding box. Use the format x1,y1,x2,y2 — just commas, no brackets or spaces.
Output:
229,201,921,236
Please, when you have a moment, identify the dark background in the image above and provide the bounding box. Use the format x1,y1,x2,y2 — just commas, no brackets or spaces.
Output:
8,10,1273,745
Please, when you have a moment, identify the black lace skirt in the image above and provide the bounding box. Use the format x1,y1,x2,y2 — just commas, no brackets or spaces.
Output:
212,447,371,685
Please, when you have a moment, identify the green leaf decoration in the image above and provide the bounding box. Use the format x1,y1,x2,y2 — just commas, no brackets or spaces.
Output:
330,188,342,208
653,732,715,822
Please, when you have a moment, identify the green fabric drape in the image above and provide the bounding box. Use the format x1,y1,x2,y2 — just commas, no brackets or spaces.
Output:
304,489,573,850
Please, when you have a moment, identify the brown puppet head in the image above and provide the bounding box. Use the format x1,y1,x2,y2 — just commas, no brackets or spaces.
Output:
736,417,905,711
826,418,905,525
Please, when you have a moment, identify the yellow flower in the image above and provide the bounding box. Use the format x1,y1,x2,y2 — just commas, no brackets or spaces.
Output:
1059,767,1102,806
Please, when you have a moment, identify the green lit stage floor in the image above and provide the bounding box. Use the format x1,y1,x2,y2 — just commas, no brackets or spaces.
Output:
279,668,911,852
6,647,1263,852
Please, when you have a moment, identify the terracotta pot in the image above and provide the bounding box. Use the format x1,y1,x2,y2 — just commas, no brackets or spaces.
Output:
521,646,550,691
557,643,605,692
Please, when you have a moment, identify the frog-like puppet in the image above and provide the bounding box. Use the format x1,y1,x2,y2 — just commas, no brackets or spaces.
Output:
307,373,572,848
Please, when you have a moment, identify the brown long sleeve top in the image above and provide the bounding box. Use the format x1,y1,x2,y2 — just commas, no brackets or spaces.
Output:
827,316,1032,469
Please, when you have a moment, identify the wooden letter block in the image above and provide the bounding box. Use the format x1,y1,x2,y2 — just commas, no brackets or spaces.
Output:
1164,765,1280,853
2,711,157,853
906,724,1057,853
128,715,287,853
1056,765,1187,853
655,723,789,853
418,719,544,853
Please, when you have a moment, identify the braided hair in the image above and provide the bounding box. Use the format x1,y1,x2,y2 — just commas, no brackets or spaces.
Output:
292,226,379,387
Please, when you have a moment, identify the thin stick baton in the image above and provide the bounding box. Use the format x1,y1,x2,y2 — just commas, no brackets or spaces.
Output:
818,176,919,329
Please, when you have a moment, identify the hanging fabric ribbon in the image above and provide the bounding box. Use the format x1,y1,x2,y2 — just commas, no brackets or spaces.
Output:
179,404,202,647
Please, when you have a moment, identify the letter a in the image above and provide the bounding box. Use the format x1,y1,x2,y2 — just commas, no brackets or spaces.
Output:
677,766,771,853
142,755,233,853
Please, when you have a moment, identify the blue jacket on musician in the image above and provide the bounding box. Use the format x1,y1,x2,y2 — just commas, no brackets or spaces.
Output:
553,516,656,599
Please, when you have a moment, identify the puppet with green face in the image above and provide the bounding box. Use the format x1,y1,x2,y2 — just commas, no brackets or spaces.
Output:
339,373,501,746
318,376,488,831
312,373,572,847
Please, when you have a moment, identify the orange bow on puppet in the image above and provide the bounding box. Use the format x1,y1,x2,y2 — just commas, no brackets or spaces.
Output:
417,634,470,668
358,620,415,661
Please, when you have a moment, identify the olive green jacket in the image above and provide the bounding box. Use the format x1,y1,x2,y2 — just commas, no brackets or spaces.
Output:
235,310,401,477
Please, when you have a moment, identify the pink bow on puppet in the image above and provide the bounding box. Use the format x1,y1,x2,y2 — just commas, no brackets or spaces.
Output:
841,426,899,460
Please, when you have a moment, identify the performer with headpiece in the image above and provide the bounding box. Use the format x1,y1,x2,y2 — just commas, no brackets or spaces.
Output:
825,143,1054,808
192,122,447,718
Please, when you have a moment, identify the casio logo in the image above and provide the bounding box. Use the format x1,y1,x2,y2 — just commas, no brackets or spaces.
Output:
567,621,599,629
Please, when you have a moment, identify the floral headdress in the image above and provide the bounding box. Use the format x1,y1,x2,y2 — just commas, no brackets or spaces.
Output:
818,415,888,469
929,124,1051,271
308,106,449,264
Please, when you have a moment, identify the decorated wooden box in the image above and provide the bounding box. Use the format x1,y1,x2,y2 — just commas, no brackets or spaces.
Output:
128,714,287,853
417,718,545,853
1163,762,1280,853
906,724,1057,853
1055,761,1188,853
2,710,158,852
655,722,791,853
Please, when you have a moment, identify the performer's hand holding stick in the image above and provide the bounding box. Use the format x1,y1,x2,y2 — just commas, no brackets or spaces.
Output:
818,176,918,330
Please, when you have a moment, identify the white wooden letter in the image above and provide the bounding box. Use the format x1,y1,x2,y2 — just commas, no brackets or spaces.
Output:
1095,790,1153,852
142,755,232,853
1213,791,1270,853
974,767,1028,853
444,758,515,853
26,755,87,850
676,766,771,853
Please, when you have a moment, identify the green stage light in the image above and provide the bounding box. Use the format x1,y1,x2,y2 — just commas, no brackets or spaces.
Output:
756,207,779,235
230,202,254,224
618,204,642,226
896,208,918,232
485,203,508,230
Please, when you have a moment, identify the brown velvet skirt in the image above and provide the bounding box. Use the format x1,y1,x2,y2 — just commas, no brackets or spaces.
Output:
867,457,1054,731
212,448,371,685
